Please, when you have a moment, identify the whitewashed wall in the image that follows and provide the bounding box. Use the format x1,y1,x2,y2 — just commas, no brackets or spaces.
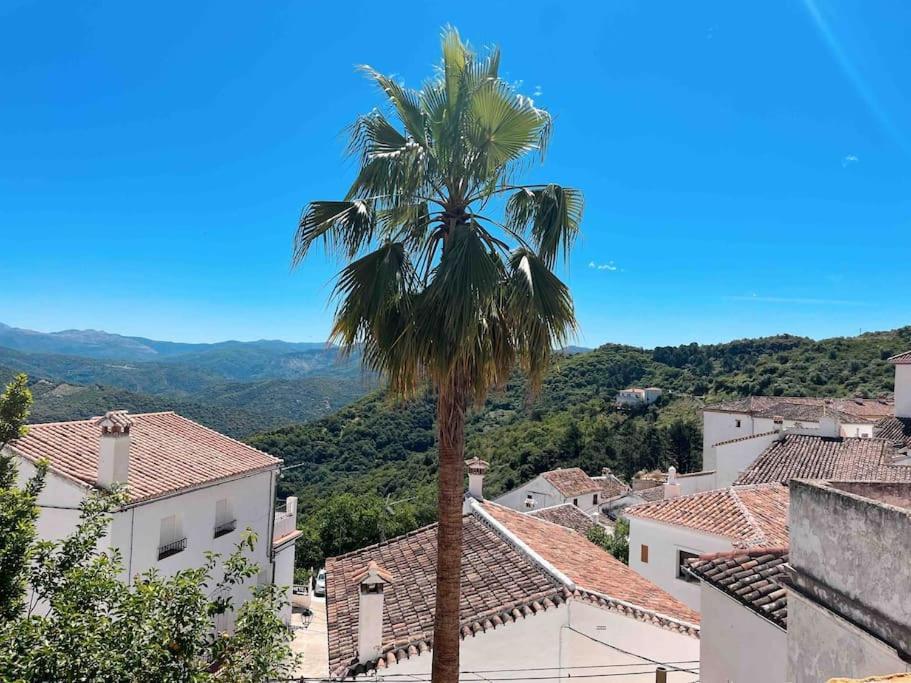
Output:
713,431,780,488
698,582,786,683
628,517,732,610
495,476,562,512
702,412,754,471
896,364,911,418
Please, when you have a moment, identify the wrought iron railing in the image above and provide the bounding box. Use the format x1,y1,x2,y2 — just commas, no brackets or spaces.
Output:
157,537,187,560
213,519,237,538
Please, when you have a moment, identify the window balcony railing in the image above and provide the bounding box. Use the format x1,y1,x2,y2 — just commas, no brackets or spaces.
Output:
157,537,187,560
213,519,237,539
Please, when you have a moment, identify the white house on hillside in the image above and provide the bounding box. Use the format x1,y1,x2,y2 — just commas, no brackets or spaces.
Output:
325,491,699,682
625,483,789,610
7,410,302,625
494,466,605,514
616,387,662,407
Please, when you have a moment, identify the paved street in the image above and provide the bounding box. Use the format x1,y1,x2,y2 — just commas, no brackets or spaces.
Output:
290,595,329,679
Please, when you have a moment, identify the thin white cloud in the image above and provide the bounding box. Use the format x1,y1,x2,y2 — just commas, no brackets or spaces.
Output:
842,154,859,168
533,85,543,97
725,294,868,306
588,260,618,272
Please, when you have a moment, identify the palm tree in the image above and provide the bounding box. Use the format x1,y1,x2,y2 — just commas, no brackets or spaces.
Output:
293,28,582,683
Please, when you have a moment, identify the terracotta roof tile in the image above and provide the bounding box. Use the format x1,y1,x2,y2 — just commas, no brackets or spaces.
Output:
325,515,566,677
479,501,699,625
705,396,892,423
592,472,630,499
734,435,911,485
888,350,911,364
687,547,789,629
626,484,789,547
875,417,911,449
540,467,600,496
527,504,596,534
8,411,280,503
635,486,666,503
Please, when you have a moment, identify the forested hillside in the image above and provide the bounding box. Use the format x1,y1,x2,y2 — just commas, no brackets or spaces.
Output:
252,326,911,568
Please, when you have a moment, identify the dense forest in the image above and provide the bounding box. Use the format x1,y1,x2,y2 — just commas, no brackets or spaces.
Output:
251,326,911,569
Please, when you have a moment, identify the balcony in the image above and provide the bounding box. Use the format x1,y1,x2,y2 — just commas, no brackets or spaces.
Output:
158,537,187,560
213,519,237,539
273,496,299,544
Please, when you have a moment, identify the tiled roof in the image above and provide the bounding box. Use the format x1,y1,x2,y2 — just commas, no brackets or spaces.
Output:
704,396,892,423
540,467,600,496
325,515,567,677
8,411,280,503
686,548,789,629
479,501,699,625
888,350,911,364
592,471,630,500
713,430,780,448
625,484,790,548
528,503,596,534
875,417,911,449
635,486,666,503
734,435,911,485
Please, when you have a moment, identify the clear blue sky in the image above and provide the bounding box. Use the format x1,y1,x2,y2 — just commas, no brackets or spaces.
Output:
1,1,908,348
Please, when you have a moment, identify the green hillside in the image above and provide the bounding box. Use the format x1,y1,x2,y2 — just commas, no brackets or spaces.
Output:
251,326,910,567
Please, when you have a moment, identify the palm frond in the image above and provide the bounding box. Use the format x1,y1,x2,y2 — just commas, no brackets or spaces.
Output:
504,185,583,267
293,200,375,264
358,66,427,146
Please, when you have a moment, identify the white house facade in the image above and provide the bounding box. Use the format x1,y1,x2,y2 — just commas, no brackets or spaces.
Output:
625,484,789,611
494,467,604,515
8,410,301,625
616,387,663,407
325,494,700,682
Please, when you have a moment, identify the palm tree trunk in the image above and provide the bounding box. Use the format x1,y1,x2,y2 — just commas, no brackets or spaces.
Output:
431,377,467,683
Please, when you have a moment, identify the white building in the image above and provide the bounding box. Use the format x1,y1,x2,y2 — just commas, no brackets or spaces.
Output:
7,410,302,625
701,396,892,475
784,480,911,682
616,387,662,407
686,548,788,683
325,494,700,682
625,483,789,610
494,467,606,515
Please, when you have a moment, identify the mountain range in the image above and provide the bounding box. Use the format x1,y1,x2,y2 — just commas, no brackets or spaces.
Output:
0,322,376,437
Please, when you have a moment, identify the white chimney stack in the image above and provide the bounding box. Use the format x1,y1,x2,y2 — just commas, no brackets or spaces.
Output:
773,416,785,441
354,560,393,664
817,411,840,438
95,410,133,489
890,352,911,419
465,457,489,500
663,466,681,498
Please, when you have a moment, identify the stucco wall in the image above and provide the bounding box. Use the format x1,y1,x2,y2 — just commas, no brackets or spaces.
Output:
787,589,910,683
896,364,911,419
628,517,733,610
495,476,563,512
677,471,717,496
380,600,699,683
699,582,786,683
714,431,780,488
702,412,754,472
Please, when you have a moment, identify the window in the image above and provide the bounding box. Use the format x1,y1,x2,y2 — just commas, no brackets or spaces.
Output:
524,494,535,509
158,514,186,560
214,498,236,538
735,419,741,428
640,544,649,563
677,550,699,582
572,498,579,507
592,493,599,505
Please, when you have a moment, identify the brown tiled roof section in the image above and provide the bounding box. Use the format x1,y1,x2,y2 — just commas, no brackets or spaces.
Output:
593,472,630,499
635,486,666,502
541,467,600,496
687,548,789,629
8,411,280,503
705,396,892,423
480,501,698,625
875,417,911,449
889,350,911,364
734,435,911,485
713,430,779,448
626,484,789,547
325,516,566,677
528,504,596,534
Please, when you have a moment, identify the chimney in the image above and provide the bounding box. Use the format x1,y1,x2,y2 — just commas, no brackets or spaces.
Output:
891,352,911,419
602,467,612,479
95,410,132,489
773,415,785,441
354,561,393,664
663,466,681,498
465,457,489,500
818,411,840,438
